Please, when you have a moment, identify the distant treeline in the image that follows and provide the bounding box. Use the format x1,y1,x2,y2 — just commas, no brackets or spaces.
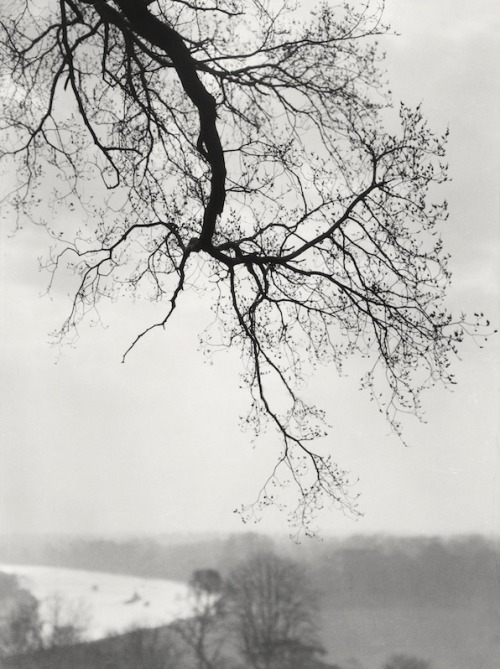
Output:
304,535,500,608
0,533,498,609
0,533,274,581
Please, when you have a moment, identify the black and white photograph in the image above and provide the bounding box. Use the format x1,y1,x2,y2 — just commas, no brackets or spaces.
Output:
0,1,498,667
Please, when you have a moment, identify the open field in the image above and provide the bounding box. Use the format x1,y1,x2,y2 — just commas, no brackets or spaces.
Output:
0,564,191,640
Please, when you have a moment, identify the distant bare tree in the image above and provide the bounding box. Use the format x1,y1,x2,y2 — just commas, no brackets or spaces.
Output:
42,592,91,648
225,551,324,669
171,569,226,669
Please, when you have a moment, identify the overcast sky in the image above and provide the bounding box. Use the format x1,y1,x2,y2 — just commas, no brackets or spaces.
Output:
0,0,499,540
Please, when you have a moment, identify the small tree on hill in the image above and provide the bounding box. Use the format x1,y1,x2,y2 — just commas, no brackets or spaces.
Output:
42,592,91,649
171,568,226,669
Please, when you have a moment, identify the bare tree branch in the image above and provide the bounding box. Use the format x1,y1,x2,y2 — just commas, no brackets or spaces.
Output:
0,0,491,535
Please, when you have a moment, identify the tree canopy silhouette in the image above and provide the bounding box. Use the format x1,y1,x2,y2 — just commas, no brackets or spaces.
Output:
226,551,322,669
0,0,487,534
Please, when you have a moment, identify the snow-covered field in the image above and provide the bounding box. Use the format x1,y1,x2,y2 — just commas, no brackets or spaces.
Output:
0,564,192,640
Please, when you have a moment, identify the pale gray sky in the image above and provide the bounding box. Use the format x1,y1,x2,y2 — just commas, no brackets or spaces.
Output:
1,0,499,539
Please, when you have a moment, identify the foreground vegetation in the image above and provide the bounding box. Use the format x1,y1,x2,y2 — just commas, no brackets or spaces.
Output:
1,534,498,669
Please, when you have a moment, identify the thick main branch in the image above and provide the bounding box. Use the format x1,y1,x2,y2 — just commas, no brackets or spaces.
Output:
87,0,227,245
